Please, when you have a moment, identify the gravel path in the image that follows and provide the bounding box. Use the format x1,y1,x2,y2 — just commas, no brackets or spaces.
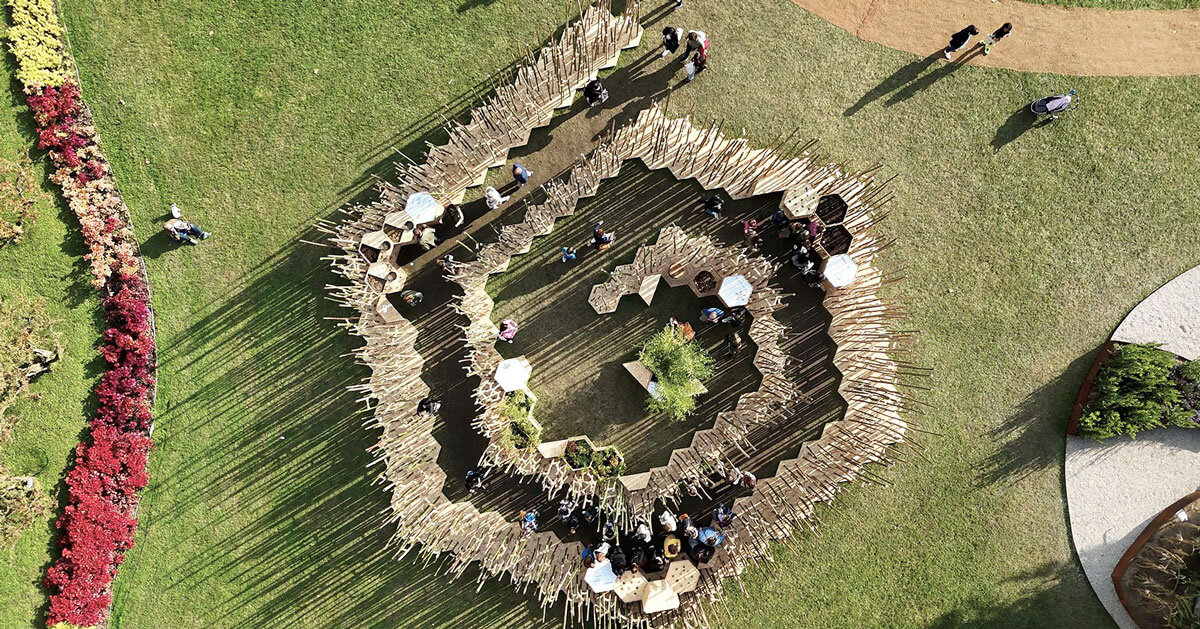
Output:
788,0,1200,76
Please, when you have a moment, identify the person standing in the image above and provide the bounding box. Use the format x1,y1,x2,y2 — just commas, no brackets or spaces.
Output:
484,185,509,210
943,25,978,61
445,203,464,227
685,49,708,82
683,30,708,59
661,26,684,57
512,163,533,187
561,246,577,263
982,23,1012,55
584,78,608,107
702,195,724,218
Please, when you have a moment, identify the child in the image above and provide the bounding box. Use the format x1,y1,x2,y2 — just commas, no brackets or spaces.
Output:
982,23,1012,55
561,246,577,263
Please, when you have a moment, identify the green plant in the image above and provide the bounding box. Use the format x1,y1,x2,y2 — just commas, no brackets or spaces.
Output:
497,390,539,450
638,325,714,421
562,439,624,477
562,438,594,470
1078,344,1195,440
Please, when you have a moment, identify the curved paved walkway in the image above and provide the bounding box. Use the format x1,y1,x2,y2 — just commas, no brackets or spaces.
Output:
1066,263,1200,629
1066,430,1200,629
1113,265,1200,360
791,0,1200,76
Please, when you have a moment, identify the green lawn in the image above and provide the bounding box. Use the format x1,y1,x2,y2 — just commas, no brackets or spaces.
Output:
1,0,1198,627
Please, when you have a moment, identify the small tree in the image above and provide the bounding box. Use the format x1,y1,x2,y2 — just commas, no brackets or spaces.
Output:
1079,343,1196,440
639,326,714,421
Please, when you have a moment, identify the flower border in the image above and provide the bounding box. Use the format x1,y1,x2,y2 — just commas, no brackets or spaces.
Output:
6,0,157,626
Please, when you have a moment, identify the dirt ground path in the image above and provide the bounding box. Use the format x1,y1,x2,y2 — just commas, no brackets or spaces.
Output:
790,0,1200,76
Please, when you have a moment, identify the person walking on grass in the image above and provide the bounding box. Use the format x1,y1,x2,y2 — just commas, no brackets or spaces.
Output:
512,163,533,187
943,25,978,61
982,23,1012,55
661,26,684,57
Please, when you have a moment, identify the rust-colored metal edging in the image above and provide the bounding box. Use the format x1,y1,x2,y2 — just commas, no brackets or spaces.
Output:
1066,339,1118,436
1111,489,1200,629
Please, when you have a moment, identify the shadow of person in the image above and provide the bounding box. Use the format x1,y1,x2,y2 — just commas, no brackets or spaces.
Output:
140,229,185,260
884,45,985,108
843,51,943,116
457,0,498,13
990,104,1047,152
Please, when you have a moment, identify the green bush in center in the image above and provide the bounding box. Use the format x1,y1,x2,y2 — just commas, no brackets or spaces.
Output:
639,325,715,421
1079,343,1200,440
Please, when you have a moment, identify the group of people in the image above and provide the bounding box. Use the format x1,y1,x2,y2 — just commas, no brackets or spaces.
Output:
697,306,748,357
662,26,710,82
943,23,1013,61
574,502,734,576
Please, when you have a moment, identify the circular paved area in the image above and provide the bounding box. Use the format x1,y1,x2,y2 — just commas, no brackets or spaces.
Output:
789,0,1200,76
1066,429,1200,629
1066,263,1200,628
1113,265,1200,360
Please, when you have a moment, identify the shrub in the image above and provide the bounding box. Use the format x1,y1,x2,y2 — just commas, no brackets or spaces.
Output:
5,0,72,88
1079,343,1196,440
562,439,624,478
497,390,540,450
639,325,714,421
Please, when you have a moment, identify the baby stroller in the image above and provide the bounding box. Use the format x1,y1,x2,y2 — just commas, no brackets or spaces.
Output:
1030,89,1079,121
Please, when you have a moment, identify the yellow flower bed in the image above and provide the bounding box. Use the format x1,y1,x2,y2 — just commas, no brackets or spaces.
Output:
6,0,71,88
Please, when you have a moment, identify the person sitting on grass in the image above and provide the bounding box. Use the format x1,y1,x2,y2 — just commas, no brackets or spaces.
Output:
417,225,438,251
609,545,628,576
724,331,743,357
561,246,577,263
519,510,539,538
163,218,211,244
485,185,509,210
400,290,423,306
498,318,518,343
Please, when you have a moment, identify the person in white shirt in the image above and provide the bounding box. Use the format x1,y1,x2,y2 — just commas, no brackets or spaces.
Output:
484,185,509,210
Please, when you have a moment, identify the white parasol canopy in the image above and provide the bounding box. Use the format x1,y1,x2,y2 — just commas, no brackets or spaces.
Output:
717,274,753,307
494,357,531,392
404,191,442,225
583,560,617,593
823,254,859,288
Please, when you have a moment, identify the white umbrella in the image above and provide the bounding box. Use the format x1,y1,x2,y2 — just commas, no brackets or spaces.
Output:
583,560,617,593
404,191,442,225
823,253,859,288
494,357,531,392
718,274,753,307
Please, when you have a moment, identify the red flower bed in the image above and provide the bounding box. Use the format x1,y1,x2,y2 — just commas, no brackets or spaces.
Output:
23,80,158,628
